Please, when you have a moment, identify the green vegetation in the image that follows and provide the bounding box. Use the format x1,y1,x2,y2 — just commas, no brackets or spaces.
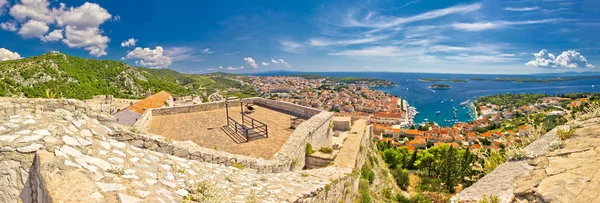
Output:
492,77,573,83
305,143,315,155
557,127,576,140
475,93,547,109
419,78,468,83
429,84,452,89
0,52,256,100
318,147,333,154
293,73,396,87
376,142,489,194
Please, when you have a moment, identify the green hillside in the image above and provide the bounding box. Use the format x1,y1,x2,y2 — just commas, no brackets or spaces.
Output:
0,52,255,100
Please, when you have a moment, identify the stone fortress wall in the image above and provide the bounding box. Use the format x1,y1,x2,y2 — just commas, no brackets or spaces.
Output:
128,97,334,173
0,98,359,203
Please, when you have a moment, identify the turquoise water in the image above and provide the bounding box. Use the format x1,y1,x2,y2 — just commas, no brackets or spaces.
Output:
254,72,600,126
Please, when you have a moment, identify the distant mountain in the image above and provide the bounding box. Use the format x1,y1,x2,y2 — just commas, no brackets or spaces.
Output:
0,52,251,100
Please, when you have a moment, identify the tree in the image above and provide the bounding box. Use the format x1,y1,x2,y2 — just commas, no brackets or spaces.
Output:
382,148,400,169
407,150,418,170
437,145,459,193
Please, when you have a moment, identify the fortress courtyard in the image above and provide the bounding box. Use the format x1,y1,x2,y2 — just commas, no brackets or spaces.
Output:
148,105,299,158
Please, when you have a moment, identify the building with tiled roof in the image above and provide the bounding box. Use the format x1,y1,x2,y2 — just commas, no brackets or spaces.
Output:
113,91,173,126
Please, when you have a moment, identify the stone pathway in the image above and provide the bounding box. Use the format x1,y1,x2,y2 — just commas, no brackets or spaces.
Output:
334,119,366,169
0,100,353,203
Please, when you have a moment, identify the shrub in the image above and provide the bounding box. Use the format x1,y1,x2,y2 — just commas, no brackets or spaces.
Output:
231,162,245,170
410,194,431,203
478,195,500,203
505,147,531,161
557,126,576,140
548,139,563,151
306,143,315,155
396,194,410,203
359,179,371,203
319,147,333,154
361,164,375,184
391,168,409,190
107,166,124,175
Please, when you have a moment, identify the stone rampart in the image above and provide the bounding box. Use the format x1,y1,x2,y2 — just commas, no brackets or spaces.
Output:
124,98,333,173
297,124,373,202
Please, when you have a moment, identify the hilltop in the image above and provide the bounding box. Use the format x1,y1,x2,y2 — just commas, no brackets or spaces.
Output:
0,52,255,100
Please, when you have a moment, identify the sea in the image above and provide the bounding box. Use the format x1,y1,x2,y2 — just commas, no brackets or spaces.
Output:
252,71,600,127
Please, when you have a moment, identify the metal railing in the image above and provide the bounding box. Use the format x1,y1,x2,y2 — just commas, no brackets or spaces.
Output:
226,115,268,142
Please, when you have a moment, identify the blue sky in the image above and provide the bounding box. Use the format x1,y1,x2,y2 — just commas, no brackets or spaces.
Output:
1,0,599,74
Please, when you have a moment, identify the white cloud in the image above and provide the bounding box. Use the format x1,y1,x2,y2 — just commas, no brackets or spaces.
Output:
452,19,569,31
309,35,389,47
525,49,594,69
6,1,112,57
329,46,414,57
452,22,499,31
0,0,9,15
227,66,245,70
0,21,17,31
123,46,173,69
121,38,137,47
267,59,291,68
0,48,22,61
52,2,111,28
280,40,303,53
18,20,48,38
344,3,481,29
41,29,62,42
244,57,258,68
504,7,539,11
261,62,269,66
164,46,201,62
444,53,516,63
62,26,109,57
276,59,291,68
9,0,53,23
201,48,213,54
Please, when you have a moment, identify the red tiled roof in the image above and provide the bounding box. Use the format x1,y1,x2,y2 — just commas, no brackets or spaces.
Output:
127,91,171,114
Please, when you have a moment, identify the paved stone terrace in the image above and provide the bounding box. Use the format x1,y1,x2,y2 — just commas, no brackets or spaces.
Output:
148,105,296,159
0,100,353,203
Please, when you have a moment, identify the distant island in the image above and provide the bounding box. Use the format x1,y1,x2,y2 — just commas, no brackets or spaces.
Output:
429,84,452,89
294,74,397,87
419,78,468,83
419,77,575,83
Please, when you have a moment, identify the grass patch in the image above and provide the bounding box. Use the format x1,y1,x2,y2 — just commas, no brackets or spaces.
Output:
318,147,333,154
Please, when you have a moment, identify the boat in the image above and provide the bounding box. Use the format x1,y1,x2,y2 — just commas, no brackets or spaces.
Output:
441,100,444,104
435,110,441,114
460,99,471,106
450,99,454,102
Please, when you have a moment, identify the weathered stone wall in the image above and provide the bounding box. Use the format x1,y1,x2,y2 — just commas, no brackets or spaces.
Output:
297,124,374,202
151,98,258,116
305,156,334,169
132,110,152,130
0,98,113,122
253,98,321,119
272,111,334,171
147,97,320,119
333,117,352,131
21,152,52,203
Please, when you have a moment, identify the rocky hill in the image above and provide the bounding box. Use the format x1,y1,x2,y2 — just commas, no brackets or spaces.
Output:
0,52,254,100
